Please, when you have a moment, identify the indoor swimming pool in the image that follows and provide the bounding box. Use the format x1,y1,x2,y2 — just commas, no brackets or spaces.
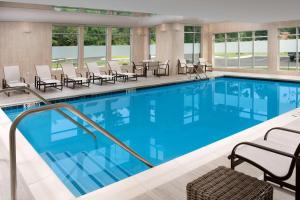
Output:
3,77,300,196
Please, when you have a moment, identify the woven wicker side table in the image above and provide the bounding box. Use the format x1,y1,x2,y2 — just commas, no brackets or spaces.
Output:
187,166,273,200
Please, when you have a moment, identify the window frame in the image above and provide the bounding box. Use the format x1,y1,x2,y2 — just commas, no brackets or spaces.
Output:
83,26,107,66
278,27,300,71
184,25,201,64
213,30,268,69
149,27,156,59
111,27,132,65
51,25,80,69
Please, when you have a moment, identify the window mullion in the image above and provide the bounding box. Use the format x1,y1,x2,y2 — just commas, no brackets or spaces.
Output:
252,31,255,68
193,32,195,63
225,34,228,67
238,32,241,68
296,28,299,71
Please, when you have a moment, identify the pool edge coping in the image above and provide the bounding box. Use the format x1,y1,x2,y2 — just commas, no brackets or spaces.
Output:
2,71,300,109
0,108,75,200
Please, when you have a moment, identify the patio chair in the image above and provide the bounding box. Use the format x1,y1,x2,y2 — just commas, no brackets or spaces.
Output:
107,60,138,81
177,59,194,74
61,63,90,88
35,65,63,92
199,58,213,72
132,61,145,77
86,62,115,85
229,127,300,199
148,61,160,76
2,65,29,96
157,60,169,76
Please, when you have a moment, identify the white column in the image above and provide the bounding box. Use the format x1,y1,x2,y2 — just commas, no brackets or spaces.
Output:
156,23,184,75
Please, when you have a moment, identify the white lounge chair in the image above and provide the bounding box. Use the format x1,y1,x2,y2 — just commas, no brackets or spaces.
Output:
177,59,194,74
157,60,169,76
2,65,29,96
229,127,300,199
86,62,115,85
35,65,63,92
61,63,90,88
107,60,138,81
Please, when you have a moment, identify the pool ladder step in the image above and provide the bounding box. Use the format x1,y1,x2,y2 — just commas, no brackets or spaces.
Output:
42,152,89,196
63,151,130,184
80,152,120,182
42,150,133,196
43,151,108,196
83,149,132,178
63,152,105,188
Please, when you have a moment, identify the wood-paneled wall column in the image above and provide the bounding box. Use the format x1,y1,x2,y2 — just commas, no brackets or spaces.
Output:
156,23,184,75
267,25,279,72
78,26,84,69
0,22,52,83
201,24,210,61
106,27,112,62
131,27,148,63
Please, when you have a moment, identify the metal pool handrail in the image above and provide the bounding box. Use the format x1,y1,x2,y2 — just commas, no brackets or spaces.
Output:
2,93,154,200
0,86,97,139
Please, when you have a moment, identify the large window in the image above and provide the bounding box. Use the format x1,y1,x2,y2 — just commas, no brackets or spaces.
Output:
227,32,239,67
149,27,156,59
184,26,201,63
52,26,79,69
239,31,253,68
279,27,300,71
254,31,268,68
214,33,226,67
213,30,268,69
84,27,106,66
112,27,131,65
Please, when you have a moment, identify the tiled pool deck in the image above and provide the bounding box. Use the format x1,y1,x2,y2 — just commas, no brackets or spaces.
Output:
0,71,298,200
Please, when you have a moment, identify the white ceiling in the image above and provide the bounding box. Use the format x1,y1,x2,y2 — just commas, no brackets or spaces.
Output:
3,0,300,23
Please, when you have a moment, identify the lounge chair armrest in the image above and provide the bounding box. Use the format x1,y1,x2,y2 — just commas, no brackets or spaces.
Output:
109,70,117,75
76,72,83,77
229,141,295,160
51,74,57,79
35,75,41,81
264,127,300,140
86,71,94,76
20,77,26,83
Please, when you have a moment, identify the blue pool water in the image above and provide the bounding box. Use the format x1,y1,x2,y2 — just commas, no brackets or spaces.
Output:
3,77,300,196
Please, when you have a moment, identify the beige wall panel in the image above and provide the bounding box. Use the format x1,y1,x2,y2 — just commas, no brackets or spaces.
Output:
0,22,52,84
131,27,147,63
156,23,184,75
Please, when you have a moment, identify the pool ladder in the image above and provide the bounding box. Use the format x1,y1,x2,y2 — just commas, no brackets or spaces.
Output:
0,87,154,200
